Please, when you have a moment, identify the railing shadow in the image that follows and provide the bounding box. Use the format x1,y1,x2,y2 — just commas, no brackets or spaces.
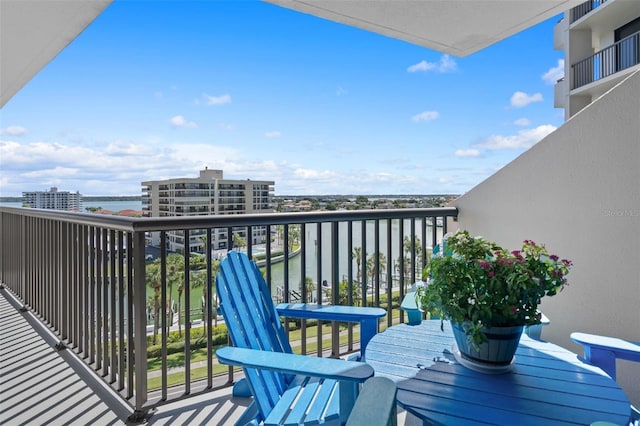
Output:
0,287,133,425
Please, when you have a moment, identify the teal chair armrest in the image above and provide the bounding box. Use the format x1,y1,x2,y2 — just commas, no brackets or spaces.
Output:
216,346,374,382
346,377,397,426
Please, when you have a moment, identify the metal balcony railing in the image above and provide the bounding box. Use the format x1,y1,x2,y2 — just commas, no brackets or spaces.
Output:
0,206,457,420
572,31,640,89
570,0,609,23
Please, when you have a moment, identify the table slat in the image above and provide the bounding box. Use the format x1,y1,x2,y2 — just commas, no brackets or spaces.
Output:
365,321,631,425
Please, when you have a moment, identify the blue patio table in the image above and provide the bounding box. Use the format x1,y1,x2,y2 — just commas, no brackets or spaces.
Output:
364,320,631,425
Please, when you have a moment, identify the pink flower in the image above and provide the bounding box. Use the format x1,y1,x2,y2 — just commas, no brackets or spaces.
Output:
549,254,559,261
498,258,514,266
511,250,524,261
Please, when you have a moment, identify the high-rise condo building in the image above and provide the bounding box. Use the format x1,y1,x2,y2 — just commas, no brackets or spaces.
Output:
22,187,82,211
142,168,275,253
554,0,640,119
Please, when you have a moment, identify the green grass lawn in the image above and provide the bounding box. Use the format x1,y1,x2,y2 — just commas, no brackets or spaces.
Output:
146,308,406,391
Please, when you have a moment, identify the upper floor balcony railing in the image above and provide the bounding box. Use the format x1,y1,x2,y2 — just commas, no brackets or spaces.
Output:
0,205,457,421
570,0,609,23
572,30,640,89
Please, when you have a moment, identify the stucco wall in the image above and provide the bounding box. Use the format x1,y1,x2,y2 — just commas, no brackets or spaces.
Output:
454,70,640,405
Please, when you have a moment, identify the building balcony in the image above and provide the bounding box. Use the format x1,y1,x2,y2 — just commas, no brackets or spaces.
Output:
571,30,640,90
554,77,567,108
569,0,638,31
0,206,455,423
553,16,567,51
570,0,609,23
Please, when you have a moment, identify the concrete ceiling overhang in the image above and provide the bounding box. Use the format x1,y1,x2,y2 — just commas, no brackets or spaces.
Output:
0,0,112,108
264,0,582,56
1,0,583,109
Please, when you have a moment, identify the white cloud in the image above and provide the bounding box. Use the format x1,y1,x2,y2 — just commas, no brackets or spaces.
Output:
510,91,543,108
293,168,337,180
169,115,198,128
412,111,440,123
514,118,531,126
1,125,28,136
0,140,158,169
476,125,557,150
0,136,479,196
105,141,156,156
455,149,481,157
407,55,457,73
408,61,432,72
542,59,564,85
265,131,282,139
202,93,231,105
22,166,80,178
336,86,347,96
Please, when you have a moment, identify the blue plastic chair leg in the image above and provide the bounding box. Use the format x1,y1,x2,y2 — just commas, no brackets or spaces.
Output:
233,377,252,397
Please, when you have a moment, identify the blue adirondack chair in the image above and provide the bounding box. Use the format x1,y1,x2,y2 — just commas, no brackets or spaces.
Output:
215,251,388,426
345,376,397,426
571,332,640,425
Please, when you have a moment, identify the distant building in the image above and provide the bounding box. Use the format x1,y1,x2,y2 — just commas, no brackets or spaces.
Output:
22,187,82,211
142,168,275,253
554,0,640,119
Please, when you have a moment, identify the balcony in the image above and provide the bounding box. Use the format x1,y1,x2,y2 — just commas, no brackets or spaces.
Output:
554,78,567,110
2,0,639,422
0,206,455,423
570,0,609,23
571,31,640,89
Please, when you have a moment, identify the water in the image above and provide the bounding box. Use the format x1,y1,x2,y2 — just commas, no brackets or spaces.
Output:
82,200,142,211
0,199,142,212
267,220,440,301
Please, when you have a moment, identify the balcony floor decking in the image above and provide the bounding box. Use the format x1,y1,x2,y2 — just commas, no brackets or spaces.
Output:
0,288,132,425
0,288,416,425
0,288,254,425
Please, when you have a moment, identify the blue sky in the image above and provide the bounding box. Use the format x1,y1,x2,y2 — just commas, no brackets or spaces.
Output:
0,0,566,197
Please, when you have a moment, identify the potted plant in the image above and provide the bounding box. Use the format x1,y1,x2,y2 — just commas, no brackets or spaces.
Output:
416,230,572,368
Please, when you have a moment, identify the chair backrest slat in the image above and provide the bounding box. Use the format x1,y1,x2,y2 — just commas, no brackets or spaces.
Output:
228,252,292,353
217,251,294,416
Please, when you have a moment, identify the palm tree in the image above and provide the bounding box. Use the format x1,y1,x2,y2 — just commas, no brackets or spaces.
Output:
335,278,362,306
402,236,423,279
191,259,221,329
304,276,315,303
275,225,284,249
288,224,300,252
198,233,208,255
145,261,162,344
232,232,246,251
352,247,363,285
366,251,387,288
165,254,185,336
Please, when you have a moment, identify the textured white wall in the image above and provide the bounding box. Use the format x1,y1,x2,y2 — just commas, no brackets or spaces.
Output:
455,70,640,405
